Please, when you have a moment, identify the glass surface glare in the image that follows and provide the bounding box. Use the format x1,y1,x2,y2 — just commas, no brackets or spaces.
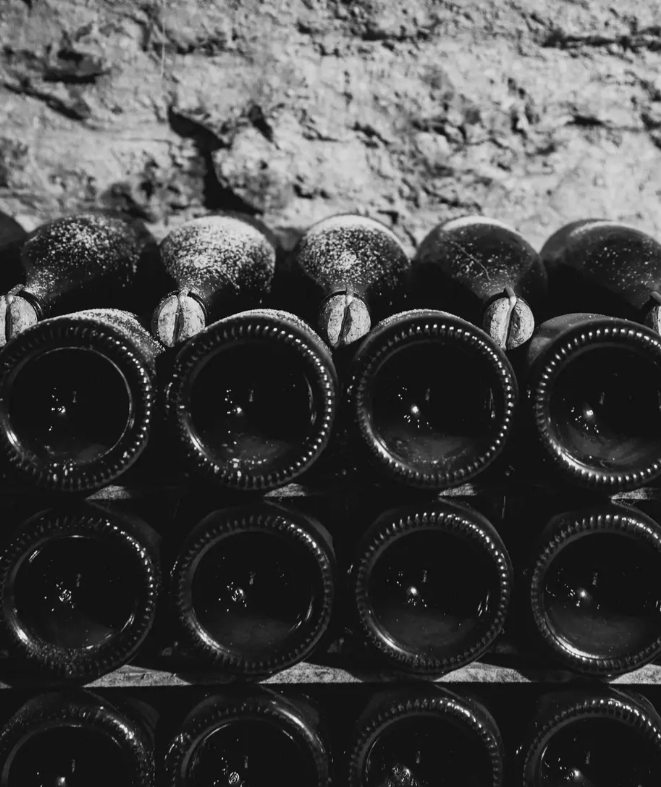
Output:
370,343,500,470
189,343,317,473
8,348,132,465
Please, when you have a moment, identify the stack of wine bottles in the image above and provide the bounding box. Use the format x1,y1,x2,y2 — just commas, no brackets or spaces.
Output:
1,683,661,785
2,207,661,784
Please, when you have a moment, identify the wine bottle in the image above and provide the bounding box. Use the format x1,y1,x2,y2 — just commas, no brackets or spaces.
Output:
289,213,411,348
517,687,661,786
0,502,160,682
413,215,547,350
0,308,163,491
541,219,661,327
526,502,661,676
0,690,155,786
152,214,277,347
0,212,155,347
157,215,339,490
0,211,27,297
348,686,504,787
349,500,512,673
165,687,331,786
345,309,518,488
523,312,661,491
171,503,335,674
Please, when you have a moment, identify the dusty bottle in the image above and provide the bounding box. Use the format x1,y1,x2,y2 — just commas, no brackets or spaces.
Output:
413,215,547,350
349,500,512,673
345,309,518,488
0,308,163,492
289,213,411,348
523,312,661,491
348,686,504,787
160,216,338,490
0,690,156,786
171,503,335,675
165,687,331,786
0,211,27,295
541,219,661,327
152,214,277,347
0,502,160,682
517,687,661,786
526,503,661,677
0,212,156,347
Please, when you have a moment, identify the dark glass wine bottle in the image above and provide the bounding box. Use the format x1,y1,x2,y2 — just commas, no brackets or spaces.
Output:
0,690,156,786
348,686,504,787
158,215,338,490
349,500,512,673
541,219,661,326
0,308,162,491
0,212,155,346
289,213,411,348
523,312,661,490
171,503,335,675
526,502,661,676
0,212,27,301
0,502,160,682
517,687,661,786
413,215,547,350
345,309,518,488
165,687,331,786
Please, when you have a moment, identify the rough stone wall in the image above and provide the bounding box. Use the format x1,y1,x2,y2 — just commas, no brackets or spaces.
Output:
2,0,661,255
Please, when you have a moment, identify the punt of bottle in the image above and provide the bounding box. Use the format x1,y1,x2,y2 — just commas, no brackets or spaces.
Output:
0,309,162,492
517,687,661,786
164,687,331,787
164,309,338,490
350,500,512,673
0,503,160,682
346,309,518,488
526,503,661,676
170,503,335,674
0,691,155,786
524,313,661,490
347,686,504,787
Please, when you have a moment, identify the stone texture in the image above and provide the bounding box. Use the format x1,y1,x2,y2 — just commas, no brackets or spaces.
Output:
2,0,661,257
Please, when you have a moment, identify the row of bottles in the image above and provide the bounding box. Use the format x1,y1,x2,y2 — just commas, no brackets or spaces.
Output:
0,684,660,785
1,211,661,493
0,495,659,682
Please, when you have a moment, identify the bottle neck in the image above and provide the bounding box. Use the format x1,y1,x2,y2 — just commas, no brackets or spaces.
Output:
412,217,547,310
542,220,661,316
158,215,276,323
